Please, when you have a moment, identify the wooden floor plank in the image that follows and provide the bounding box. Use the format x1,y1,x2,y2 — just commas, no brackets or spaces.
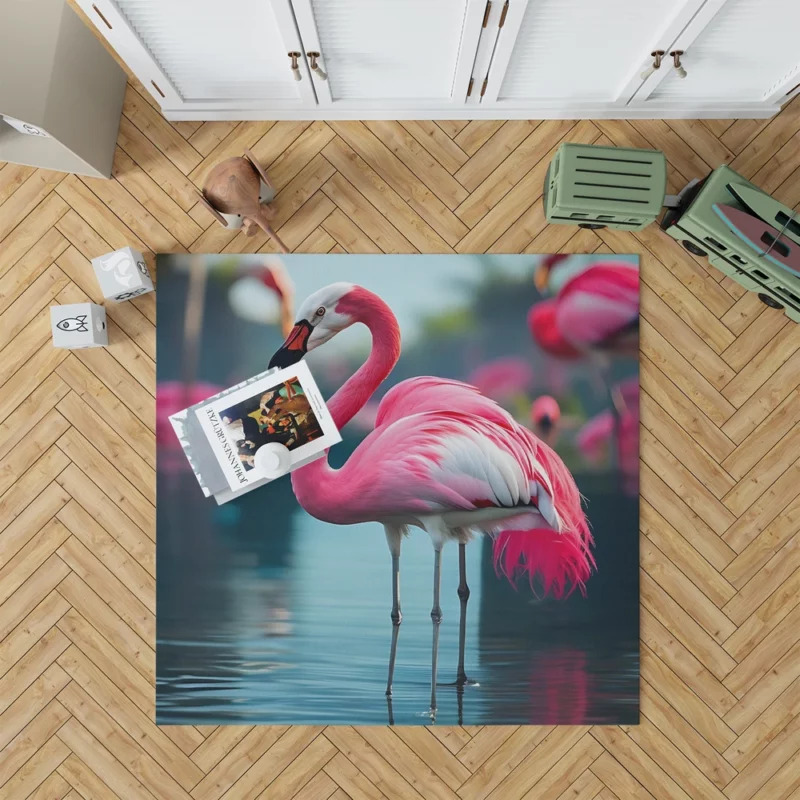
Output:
55,463,154,575
57,727,156,800
454,120,577,230
0,663,70,757
122,85,202,176
0,483,70,572
454,121,506,156
55,426,155,536
188,121,276,186
364,120,468,210
0,163,35,207
640,679,737,790
399,121,469,175
0,697,71,788
0,590,69,682
57,681,195,800
641,502,736,609
329,121,468,247
322,137,452,253
322,173,416,254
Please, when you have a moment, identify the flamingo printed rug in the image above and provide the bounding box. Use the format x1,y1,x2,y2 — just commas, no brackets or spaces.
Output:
155,253,640,726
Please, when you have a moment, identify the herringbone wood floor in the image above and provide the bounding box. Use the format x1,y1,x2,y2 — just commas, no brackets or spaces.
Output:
3,41,800,799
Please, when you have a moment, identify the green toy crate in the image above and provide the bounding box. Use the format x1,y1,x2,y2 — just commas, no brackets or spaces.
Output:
660,164,800,323
544,143,667,231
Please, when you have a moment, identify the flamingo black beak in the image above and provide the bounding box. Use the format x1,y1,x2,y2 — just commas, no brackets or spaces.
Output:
269,320,311,369
538,415,554,434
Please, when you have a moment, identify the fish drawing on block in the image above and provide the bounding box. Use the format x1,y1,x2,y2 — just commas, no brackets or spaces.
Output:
56,315,89,332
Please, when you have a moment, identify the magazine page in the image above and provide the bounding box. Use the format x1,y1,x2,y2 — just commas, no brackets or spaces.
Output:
194,361,341,492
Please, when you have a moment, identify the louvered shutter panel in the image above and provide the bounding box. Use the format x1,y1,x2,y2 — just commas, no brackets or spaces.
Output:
113,0,299,101
498,0,689,102
649,0,800,102
306,0,470,100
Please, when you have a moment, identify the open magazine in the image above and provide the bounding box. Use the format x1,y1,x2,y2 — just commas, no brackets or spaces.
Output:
169,362,340,504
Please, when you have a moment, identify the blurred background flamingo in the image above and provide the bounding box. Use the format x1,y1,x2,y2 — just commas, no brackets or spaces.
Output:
530,395,561,445
156,381,222,470
527,299,583,360
269,282,594,716
533,255,639,359
527,255,640,495
576,377,640,495
466,356,534,419
226,257,295,337
466,356,534,401
157,257,296,462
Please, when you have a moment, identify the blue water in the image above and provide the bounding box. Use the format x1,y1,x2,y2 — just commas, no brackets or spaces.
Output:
156,472,639,726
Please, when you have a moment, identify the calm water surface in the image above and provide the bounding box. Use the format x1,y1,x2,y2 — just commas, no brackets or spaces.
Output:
157,473,639,726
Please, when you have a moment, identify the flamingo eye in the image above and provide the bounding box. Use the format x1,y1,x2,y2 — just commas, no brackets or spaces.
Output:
315,306,325,317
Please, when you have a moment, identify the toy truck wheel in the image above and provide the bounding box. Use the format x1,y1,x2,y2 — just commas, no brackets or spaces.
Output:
682,240,707,257
578,223,606,230
758,293,784,310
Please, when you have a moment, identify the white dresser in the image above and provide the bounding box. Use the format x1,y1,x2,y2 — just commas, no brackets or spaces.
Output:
76,0,800,120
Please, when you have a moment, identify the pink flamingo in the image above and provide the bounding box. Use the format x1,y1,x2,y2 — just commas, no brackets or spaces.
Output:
269,283,594,715
530,395,561,445
534,257,640,358
576,413,614,463
466,357,534,403
227,258,295,337
577,377,639,495
533,256,639,475
157,381,222,471
527,300,583,360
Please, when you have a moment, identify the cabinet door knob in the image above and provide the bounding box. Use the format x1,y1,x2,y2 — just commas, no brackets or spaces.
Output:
670,50,687,79
307,52,328,81
288,52,302,81
640,50,665,81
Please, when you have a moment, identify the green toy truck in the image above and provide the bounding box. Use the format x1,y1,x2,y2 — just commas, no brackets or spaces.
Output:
543,142,800,322
660,165,800,322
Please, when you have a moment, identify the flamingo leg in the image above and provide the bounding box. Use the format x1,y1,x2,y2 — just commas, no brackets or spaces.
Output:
602,360,628,489
430,543,443,716
384,526,403,700
456,542,470,685
595,357,621,479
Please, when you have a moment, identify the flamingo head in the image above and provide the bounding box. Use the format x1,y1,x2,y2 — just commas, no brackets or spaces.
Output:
530,395,561,434
269,282,358,368
535,254,598,296
534,255,570,294
227,258,295,336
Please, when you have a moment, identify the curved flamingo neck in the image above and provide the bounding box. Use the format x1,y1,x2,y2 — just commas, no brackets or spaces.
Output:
325,287,401,429
290,287,400,519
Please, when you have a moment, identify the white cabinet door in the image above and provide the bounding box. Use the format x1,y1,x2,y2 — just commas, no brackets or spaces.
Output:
634,0,800,107
289,0,486,110
478,0,707,110
76,0,317,112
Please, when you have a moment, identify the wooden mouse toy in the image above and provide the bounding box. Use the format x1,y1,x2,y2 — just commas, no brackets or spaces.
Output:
198,149,289,253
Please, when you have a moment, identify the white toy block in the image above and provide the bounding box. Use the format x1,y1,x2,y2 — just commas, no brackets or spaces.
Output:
50,303,107,349
91,246,154,302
